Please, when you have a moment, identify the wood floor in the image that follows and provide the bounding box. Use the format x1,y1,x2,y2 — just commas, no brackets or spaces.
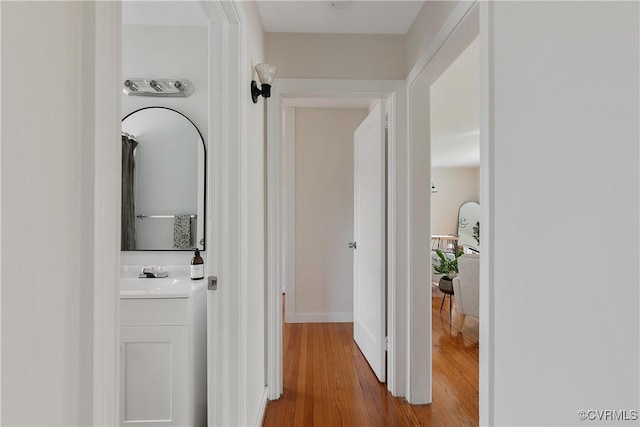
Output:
262,294,479,426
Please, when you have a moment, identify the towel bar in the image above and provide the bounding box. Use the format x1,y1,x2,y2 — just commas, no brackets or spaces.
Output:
137,214,197,219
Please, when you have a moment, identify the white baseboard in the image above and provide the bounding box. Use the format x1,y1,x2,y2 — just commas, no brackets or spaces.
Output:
253,387,269,427
285,312,353,323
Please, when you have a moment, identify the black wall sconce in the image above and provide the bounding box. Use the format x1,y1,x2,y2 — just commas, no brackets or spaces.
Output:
251,63,277,103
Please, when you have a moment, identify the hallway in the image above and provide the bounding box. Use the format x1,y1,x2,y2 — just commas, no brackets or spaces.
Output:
262,295,479,426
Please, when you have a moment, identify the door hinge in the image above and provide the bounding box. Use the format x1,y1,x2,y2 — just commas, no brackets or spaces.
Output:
385,113,389,130
385,336,389,351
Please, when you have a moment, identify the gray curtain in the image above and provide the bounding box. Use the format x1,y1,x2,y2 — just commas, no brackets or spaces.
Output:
121,135,138,250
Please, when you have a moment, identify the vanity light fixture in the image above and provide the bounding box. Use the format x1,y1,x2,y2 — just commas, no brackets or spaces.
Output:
149,80,163,92
124,80,139,92
251,63,277,103
123,78,194,97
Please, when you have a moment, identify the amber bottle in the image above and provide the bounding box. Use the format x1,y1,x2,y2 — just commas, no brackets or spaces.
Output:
190,248,204,280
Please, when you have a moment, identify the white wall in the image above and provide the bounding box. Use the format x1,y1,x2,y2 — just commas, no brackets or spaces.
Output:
431,167,478,235
485,2,639,425
121,24,207,264
1,2,108,425
239,2,268,425
122,25,208,143
288,108,368,322
265,32,406,79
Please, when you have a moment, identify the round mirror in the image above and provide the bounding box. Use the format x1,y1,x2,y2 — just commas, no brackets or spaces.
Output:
121,107,205,251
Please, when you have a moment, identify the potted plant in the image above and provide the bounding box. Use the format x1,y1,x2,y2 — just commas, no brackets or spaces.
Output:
433,248,462,279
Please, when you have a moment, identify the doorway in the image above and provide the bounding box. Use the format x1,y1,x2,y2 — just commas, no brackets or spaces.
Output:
282,104,368,324
281,99,386,368
266,80,406,399
429,35,480,424
405,0,482,410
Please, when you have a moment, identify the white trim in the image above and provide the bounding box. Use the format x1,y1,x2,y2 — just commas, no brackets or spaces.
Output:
404,0,485,409
406,1,478,85
406,77,431,404
0,2,3,421
286,313,354,323
479,3,494,424
198,1,243,425
237,4,249,424
266,79,283,401
253,387,269,427
200,2,223,425
267,78,406,399
282,107,295,303
92,3,121,425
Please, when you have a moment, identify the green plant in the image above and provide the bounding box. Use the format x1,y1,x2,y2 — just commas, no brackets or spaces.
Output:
472,221,480,245
433,248,463,277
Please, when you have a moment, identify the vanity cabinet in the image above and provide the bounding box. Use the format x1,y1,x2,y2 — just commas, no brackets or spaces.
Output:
121,325,189,425
120,279,206,427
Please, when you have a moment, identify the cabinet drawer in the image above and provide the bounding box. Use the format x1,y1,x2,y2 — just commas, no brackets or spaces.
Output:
121,298,189,326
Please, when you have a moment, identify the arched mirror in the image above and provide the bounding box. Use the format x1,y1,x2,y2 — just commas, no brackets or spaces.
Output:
121,107,205,251
457,201,480,253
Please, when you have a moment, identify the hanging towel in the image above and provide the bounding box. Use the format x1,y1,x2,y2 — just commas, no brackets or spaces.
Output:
173,215,193,249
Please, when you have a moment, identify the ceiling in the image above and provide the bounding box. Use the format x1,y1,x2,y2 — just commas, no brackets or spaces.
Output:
121,0,478,168
256,1,425,34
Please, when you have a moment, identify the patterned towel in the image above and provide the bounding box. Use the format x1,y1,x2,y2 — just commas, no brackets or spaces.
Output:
173,215,193,249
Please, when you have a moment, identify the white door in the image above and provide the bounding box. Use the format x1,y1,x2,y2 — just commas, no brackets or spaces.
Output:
352,101,386,382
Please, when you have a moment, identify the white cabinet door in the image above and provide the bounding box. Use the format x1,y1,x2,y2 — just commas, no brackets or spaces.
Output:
352,101,386,382
121,326,189,426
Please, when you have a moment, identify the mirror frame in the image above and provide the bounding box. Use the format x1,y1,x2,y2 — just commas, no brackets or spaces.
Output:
121,106,206,251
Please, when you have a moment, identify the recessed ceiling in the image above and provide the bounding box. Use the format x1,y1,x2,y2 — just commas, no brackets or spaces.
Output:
256,0,425,34
430,37,479,168
122,1,207,26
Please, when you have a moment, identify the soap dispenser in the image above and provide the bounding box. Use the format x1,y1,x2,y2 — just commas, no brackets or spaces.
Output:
191,248,204,280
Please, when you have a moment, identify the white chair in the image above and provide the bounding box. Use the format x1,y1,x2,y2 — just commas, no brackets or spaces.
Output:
452,253,479,332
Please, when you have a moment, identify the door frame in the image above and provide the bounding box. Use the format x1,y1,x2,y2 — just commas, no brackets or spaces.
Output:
92,1,246,425
198,1,250,425
92,3,122,425
266,79,406,399
405,0,491,419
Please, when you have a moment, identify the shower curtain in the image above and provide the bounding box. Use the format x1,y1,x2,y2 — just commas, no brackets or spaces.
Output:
121,135,138,250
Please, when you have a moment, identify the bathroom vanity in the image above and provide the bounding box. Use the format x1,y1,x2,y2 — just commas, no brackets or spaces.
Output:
120,266,206,427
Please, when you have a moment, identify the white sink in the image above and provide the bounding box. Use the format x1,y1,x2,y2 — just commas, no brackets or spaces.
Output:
120,265,205,299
